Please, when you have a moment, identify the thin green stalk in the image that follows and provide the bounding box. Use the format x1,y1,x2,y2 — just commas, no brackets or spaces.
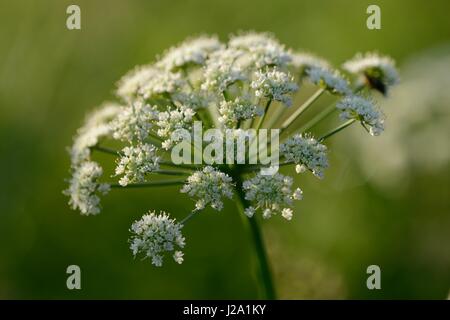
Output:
110,179,185,188
255,98,273,131
319,119,356,142
293,102,337,136
180,211,197,225
154,169,191,176
280,88,325,134
248,99,273,154
234,174,276,300
91,145,121,156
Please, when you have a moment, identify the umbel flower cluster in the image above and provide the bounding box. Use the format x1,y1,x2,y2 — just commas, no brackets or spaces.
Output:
64,32,398,267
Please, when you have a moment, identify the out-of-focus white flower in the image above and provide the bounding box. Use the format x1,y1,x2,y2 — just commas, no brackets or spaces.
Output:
70,103,121,166
244,206,256,218
229,32,292,68
251,68,298,106
173,251,184,264
281,208,293,220
156,105,195,149
243,173,302,220
157,35,223,71
181,166,234,211
343,46,450,191
116,65,157,101
291,52,330,76
343,52,399,95
64,161,110,215
115,143,160,186
337,95,384,136
111,101,157,143
129,211,185,267
307,66,351,95
139,70,185,100
218,96,263,128
281,134,328,179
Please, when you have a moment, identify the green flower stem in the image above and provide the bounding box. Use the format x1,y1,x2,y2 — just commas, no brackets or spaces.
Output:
291,102,337,136
319,119,356,142
248,99,273,152
110,179,185,188
91,145,121,156
180,211,197,225
253,89,325,159
255,98,273,131
154,169,191,176
233,173,276,300
280,88,325,134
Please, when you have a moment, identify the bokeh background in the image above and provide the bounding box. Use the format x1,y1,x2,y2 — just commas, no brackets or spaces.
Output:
0,0,449,299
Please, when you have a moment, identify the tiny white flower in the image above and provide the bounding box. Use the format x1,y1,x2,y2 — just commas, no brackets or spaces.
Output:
307,66,351,95
281,208,293,220
244,206,256,218
115,143,160,186
336,95,385,136
64,161,110,215
173,251,184,264
129,211,185,267
181,166,234,211
263,208,272,219
293,188,303,200
251,68,298,106
295,164,306,174
281,134,329,179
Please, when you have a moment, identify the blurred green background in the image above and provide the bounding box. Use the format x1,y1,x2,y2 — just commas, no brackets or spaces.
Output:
0,0,449,299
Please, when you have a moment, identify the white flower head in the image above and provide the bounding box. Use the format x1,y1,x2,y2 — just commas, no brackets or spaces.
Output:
218,96,263,128
70,103,121,166
64,161,110,215
229,32,292,68
281,134,329,179
336,95,385,136
291,52,330,76
201,48,247,92
157,35,223,71
115,143,160,186
156,105,195,149
139,70,185,100
307,66,351,95
116,65,157,101
243,173,302,220
251,68,298,106
343,52,399,95
111,101,157,143
181,166,234,211
129,211,185,267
